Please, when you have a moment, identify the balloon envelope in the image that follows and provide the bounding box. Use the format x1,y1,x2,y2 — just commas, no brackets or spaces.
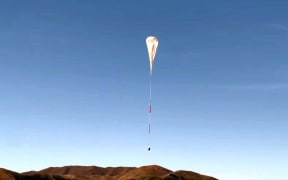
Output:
146,36,158,75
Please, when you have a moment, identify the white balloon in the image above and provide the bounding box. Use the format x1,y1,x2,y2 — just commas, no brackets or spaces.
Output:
146,36,159,75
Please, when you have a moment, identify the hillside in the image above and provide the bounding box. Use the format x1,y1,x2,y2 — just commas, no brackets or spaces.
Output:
0,165,218,180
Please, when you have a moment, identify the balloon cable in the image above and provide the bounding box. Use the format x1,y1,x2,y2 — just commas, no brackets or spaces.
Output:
149,73,152,135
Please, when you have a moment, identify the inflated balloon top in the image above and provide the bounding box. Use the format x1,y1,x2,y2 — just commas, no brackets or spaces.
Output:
146,36,158,75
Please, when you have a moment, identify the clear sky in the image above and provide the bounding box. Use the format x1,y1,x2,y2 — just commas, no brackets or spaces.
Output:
0,1,288,179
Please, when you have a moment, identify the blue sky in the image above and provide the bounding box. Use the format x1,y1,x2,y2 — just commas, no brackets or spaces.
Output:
0,0,288,179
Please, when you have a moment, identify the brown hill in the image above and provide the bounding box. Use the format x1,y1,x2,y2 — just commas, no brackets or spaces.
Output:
0,165,218,180
0,168,19,180
118,165,172,180
164,170,218,180
0,168,66,180
39,165,136,176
